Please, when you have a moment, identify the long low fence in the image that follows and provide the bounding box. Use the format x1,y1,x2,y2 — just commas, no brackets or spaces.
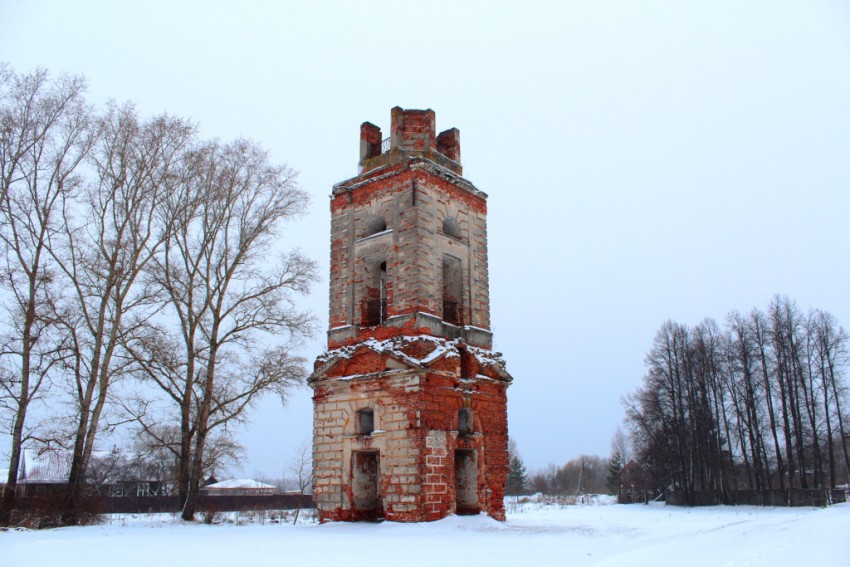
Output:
619,490,661,504
16,493,315,515
664,488,846,507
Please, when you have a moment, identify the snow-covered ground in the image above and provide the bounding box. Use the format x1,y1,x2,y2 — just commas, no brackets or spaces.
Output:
2,499,847,566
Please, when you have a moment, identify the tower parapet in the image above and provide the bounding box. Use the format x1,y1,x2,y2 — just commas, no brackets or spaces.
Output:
358,107,462,176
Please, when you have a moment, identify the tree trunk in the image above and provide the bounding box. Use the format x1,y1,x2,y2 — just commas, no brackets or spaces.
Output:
752,312,786,493
0,297,34,525
181,337,219,521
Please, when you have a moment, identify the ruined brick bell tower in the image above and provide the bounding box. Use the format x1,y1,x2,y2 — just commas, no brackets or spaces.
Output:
309,108,511,522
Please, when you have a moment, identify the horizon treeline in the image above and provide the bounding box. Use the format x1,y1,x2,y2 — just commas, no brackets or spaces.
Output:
623,295,850,504
527,455,612,496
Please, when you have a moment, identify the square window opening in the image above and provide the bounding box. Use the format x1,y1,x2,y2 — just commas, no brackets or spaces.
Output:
358,408,375,435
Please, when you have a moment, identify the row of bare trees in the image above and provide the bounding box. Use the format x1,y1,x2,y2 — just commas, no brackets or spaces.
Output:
0,66,316,524
624,296,850,504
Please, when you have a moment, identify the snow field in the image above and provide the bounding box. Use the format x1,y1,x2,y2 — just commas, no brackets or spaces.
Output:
1,500,847,566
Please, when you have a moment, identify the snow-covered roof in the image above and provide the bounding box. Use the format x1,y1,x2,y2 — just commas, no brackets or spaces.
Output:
314,335,512,383
18,448,135,483
20,449,72,483
316,335,460,368
203,479,276,490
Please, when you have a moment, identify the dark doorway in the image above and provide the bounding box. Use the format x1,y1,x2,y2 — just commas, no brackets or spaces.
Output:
352,451,382,520
455,449,479,515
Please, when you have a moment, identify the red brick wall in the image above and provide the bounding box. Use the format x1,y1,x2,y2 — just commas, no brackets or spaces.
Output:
421,373,508,521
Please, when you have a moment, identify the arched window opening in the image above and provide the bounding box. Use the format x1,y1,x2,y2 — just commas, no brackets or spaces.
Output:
442,255,463,325
363,216,387,237
363,260,387,326
442,217,462,239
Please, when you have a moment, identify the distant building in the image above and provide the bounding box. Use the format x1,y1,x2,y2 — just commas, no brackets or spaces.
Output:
13,448,166,497
14,448,71,496
200,479,277,496
310,108,512,522
619,460,655,493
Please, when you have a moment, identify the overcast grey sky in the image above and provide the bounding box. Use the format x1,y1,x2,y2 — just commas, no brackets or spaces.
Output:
3,0,850,477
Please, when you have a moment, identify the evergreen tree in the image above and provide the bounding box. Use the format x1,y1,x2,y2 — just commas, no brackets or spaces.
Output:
606,449,624,494
506,454,529,495
606,426,628,494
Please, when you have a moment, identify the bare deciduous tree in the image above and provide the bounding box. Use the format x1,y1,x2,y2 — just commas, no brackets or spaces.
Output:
0,67,92,523
128,138,316,521
553,455,609,495
810,310,850,487
52,104,193,520
1,67,317,525
125,422,244,495
288,441,311,524
624,296,850,504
